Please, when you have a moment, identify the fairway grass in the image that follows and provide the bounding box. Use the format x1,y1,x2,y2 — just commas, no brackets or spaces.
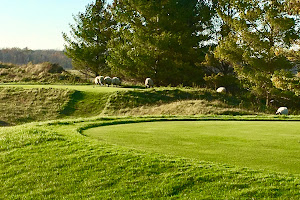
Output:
1,116,300,199
0,83,131,93
85,121,300,174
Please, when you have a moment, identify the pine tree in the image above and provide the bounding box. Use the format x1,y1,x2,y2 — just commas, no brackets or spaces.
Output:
62,0,113,76
107,0,213,86
214,0,299,106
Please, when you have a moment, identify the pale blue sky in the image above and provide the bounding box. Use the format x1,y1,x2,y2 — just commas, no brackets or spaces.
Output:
0,0,113,50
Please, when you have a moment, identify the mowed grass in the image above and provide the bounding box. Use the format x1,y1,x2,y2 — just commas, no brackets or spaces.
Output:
1,117,300,199
0,83,131,93
85,121,300,174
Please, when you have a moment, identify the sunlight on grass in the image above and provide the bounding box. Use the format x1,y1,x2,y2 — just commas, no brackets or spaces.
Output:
0,84,132,93
85,121,300,174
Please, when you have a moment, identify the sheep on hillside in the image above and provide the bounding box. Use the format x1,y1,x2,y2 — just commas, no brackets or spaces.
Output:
99,76,105,85
94,76,105,85
94,76,100,85
145,78,154,88
112,77,121,86
104,76,112,86
276,107,288,115
216,87,226,93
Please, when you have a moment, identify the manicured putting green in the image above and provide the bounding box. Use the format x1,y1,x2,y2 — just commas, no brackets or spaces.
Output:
85,121,300,174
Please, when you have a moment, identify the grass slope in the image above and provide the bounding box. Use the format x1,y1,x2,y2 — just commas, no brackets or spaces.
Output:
0,62,82,84
0,87,72,125
0,85,130,125
0,84,297,126
85,121,300,174
1,116,300,199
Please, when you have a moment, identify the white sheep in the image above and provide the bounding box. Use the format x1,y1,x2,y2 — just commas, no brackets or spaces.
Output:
94,76,100,85
112,77,121,86
145,78,154,88
216,87,226,93
99,76,105,85
104,76,112,86
94,76,105,85
276,107,288,115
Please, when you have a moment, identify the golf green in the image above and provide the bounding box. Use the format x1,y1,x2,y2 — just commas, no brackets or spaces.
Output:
85,121,300,174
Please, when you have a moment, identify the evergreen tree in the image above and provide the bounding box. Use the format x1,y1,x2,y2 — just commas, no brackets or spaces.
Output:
214,0,299,106
63,0,113,76
288,0,300,14
107,0,213,86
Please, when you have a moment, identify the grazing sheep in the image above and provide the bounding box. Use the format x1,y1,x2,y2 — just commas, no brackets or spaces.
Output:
216,87,226,93
94,76,105,85
276,107,288,115
112,77,121,86
145,78,154,88
99,76,105,85
104,76,112,86
94,76,100,85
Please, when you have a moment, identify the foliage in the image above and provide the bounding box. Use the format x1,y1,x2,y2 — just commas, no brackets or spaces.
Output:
204,73,240,92
272,70,300,95
214,0,299,106
63,0,113,76
107,0,213,86
287,0,300,14
0,48,72,69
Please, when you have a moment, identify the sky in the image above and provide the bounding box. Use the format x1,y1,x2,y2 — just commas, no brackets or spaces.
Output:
0,0,113,50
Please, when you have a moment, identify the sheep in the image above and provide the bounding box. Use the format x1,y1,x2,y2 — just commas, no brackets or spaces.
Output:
99,76,105,85
94,76,105,86
94,76,100,85
216,87,226,93
104,76,112,86
276,107,288,115
145,78,154,88
112,77,121,86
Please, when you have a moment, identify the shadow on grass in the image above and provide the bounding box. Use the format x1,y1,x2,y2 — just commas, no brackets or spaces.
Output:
60,90,84,116
108,89,242,109
0,120,10,126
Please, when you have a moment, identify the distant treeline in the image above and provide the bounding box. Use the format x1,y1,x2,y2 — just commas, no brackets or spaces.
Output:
0,48,73,69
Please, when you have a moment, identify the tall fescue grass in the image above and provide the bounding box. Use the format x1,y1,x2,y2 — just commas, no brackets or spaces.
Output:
1,84,299,126
0,87,72,125
0,62,84,84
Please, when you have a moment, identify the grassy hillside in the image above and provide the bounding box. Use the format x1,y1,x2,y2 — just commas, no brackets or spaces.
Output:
2,84,299,126
0,85,130,125
1,116,300,199
0,87,72,125
104,88,260,116
0,62,84,84
0,85,263,126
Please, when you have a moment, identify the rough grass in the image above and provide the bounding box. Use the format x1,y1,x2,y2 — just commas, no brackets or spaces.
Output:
115,99,255,116
0,62,84,84
0,117,300,199
0,87,72,125
0,84,296,126
104,88,261,115
0,85,130,125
